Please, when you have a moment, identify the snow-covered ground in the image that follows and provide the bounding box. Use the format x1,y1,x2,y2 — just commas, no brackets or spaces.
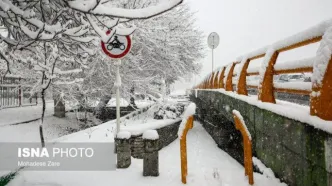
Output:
0,112,82,142
0,101,54,126
7,122,286,186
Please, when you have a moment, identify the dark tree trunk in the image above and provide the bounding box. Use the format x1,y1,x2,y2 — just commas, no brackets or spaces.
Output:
40,90,46,148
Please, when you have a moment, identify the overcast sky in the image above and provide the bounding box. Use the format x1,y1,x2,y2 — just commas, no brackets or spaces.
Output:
171,0,332,92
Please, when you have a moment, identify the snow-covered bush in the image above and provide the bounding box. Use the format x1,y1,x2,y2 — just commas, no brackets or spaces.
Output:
153,103,185,120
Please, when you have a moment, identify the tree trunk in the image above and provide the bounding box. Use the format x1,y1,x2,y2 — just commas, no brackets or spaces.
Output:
39,89,46,148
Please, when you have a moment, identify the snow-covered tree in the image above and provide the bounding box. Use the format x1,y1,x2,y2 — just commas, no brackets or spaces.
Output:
0,0,184,147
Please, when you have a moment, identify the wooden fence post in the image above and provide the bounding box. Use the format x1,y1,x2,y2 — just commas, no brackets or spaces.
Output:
209,72,215,89
233,111,254,185
237,59,250,95
226,63,236,91
219,67,226,89
311,56,332,120
258,51,279,103
180,116,194,184
213,70,219,89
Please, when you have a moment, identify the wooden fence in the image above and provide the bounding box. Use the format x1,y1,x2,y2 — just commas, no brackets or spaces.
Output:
195,20,332,121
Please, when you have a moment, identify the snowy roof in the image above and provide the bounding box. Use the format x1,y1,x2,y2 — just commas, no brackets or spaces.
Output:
106,98,129,107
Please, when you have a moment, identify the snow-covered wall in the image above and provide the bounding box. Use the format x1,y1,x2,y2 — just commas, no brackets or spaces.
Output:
190,90,332,186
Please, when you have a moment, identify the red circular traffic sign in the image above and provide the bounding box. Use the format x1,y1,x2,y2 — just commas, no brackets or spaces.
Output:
101,30,132,59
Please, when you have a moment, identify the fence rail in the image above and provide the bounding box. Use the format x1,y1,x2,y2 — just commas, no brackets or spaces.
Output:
195,19,332,121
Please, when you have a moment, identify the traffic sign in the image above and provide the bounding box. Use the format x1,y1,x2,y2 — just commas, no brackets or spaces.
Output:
207,32,219,49
101,30,132,59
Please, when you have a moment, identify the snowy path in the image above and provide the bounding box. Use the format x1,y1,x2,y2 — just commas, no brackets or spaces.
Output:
0,101,54,126
7,121,285,186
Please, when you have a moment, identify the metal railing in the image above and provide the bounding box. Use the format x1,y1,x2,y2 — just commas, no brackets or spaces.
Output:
0,77,37,108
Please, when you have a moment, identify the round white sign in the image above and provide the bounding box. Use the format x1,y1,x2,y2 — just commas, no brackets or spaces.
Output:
207,32,219,49
101,30,132,59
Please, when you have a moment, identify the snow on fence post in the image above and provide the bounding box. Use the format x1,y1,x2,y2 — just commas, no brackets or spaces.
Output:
237,57,250,95
226,63,237,91
258,48,279,103
232,110,254,185
219,67,226,89
143,130,159,177
311,26,332,121
116,131,132,169
178,103,196,184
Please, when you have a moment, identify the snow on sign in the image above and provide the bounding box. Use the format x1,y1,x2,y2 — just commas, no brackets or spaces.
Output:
101,30,132,59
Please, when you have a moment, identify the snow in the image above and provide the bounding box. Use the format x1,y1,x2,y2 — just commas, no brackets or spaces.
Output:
247,80,259,87
107,98,129,107
258,48,276,91
170,89,186,96
0,101,54,126
274,82,312,91
271,19,332,51
0,112,83,143
117,131,131,139
123,119,181,136
142,129,159,140
232,110,252,140
238,46,268,61
206,89,332,134
240,80,311,91
312,26,332,87
135,100,155,109
178,103,196,139
68,0,183,19
252,157,275,179
274,57,315,71
311,91,321,97
6,122,287,186
236,56,248,77
239,18,332,62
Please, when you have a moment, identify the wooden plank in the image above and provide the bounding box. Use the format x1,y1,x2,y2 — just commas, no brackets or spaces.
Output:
249,53,265,61
247,72,259,76
277,36,322,53
274,67,313,75
274,88,311,95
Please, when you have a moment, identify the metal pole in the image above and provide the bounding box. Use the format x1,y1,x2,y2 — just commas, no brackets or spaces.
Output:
116,61,121,134
212,48,214,74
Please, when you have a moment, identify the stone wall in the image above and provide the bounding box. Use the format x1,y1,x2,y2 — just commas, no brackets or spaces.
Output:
190,90,332,186
130,120,181,159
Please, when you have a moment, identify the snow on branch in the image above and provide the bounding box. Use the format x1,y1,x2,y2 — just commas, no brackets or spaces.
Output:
53,78,84,85
68,0,183,19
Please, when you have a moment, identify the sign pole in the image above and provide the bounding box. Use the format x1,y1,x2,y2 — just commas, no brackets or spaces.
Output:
115,60,121,134
212,47,214,74
100,29,132,154
208,32,219,74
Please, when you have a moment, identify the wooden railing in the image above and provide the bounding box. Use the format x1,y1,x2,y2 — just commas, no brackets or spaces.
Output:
194,20,332,121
